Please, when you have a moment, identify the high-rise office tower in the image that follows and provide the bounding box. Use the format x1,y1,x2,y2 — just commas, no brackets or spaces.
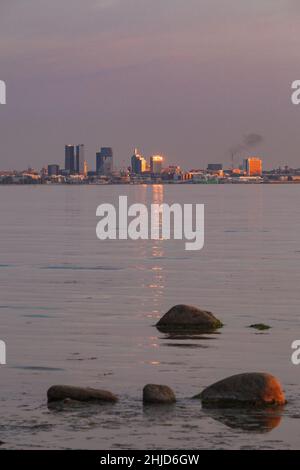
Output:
131,148,147,174
150,155,163,175
96,147,113,175
65,144,85,174
75,144,85,174
65,145,75,174
244,157,262,176
83,160,88,177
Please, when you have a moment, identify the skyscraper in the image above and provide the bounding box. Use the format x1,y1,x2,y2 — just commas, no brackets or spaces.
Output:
150,155,163,175
131,148,147,174
83,160,88,177
75,144,85,175
65,144,85,174
96,147,113,175
65,145,75,174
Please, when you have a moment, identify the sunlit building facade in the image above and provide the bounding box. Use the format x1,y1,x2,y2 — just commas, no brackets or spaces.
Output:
131,148,147,174
244,157,263,176
150,155,163,175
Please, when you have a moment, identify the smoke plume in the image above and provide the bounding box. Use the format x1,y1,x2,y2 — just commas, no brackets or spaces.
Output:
230,133,263,163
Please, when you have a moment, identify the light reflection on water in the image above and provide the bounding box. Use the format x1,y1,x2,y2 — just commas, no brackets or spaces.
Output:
0,184,300,449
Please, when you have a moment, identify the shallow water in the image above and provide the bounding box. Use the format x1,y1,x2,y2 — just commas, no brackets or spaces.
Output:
0,184,300,449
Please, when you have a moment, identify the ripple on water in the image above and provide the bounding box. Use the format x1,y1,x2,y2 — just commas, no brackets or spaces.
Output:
11,366,65,372
41,265,124,271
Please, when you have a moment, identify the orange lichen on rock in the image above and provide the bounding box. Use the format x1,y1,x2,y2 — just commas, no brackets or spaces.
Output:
196,372,286,407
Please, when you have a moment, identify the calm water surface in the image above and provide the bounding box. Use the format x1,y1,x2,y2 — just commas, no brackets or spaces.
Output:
0,184,300,449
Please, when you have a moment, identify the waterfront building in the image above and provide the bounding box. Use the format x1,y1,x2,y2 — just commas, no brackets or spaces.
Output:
131,148,147,174
83,160,88,177
75,144,85,174
65,144,85,174
244,157,263,176
161,165,183,181
207,163,223,177
207,163,223,171
65,145,76,174
48,164,60,176
150,155,163,175
96,147,113,175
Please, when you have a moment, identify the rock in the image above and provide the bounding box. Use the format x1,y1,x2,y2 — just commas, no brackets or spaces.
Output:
249,323,271,331
156,304,223,332
195,373,286,407
47,385,118,404
143,384,176,404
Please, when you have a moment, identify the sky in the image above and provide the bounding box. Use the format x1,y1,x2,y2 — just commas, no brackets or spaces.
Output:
1,0,300,170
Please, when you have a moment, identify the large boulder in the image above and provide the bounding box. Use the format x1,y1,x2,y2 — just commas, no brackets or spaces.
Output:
195,372,286,407
143,384,176,404
47,385,118,404
156,304,223,332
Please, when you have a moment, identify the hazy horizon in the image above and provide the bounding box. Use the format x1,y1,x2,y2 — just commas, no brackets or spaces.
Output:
1,0,300,170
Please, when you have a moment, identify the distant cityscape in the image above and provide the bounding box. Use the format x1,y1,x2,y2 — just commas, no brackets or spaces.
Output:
1,145,300,184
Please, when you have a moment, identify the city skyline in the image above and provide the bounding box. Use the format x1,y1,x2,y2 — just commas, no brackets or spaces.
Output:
1,143,265,174
0,140,269,173
8,145,300,185
1,140,294,173
8,135,300,178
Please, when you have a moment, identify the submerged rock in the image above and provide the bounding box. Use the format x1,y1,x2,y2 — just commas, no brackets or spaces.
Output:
47,385,118,404
195,372,286,407
249,323,271,331
143,384,176,404
156,304,223,332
